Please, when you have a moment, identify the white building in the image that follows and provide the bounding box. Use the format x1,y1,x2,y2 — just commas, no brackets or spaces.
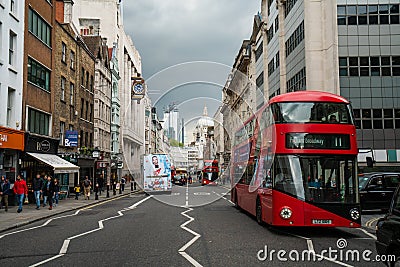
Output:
72,0,145,178
0,0,24,129
0,0,25,179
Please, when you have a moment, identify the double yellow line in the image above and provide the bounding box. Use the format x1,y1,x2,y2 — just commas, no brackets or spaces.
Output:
365,217,382,228
80,191,142,211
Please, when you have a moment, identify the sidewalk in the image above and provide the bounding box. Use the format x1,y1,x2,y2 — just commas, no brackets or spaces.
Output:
0,185,140,234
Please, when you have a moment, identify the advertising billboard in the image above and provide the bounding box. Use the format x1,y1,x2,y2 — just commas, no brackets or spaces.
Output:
143,154,172,193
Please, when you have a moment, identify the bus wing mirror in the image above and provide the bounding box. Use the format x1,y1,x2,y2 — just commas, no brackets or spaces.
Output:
366,157,374,167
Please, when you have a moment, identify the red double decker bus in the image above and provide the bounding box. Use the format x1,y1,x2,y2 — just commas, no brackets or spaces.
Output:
231,91,361,227
201,160,219,185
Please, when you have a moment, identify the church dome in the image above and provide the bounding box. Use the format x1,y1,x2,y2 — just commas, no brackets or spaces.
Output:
196,106,214,128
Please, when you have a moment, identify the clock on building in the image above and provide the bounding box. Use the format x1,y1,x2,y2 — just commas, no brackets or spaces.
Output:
133,83,144,94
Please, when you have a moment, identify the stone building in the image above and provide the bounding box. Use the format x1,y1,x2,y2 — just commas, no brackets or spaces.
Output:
82,35,112,183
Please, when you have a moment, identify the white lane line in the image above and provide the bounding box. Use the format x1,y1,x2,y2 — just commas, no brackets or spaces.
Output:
29,195,152,267
358,228,377,240
179,208,203,267
29,255,64,267
185,182,189,207
213,191,234,205
0,210,81,239
276,229,353,267
179,252,203,267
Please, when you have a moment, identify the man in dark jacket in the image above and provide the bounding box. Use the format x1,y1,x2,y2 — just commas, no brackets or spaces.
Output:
42,176,55,210
33,174,44,210
0,177,11,212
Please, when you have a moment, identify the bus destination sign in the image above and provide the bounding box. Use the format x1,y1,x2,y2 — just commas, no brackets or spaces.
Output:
286,133,350,149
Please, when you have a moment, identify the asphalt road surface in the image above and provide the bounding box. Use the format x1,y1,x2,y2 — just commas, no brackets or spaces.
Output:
0,184,386,267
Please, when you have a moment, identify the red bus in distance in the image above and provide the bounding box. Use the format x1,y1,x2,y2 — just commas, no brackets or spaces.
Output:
202,160,219,186
230,91,361,227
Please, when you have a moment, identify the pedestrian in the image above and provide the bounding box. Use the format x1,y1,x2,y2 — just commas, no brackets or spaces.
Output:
74,184,81,200
32,174,44,210
43,175,55,210
53,178,60,207
13,175,28,213
121,177,126,191
133,178,137,190
0,175,5,209
0,177,10,212
98,174,104,195
42,175,49,207
83,176,91,200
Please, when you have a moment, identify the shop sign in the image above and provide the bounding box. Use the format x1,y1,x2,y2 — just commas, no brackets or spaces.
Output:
65,130,78,147
0,127,24,150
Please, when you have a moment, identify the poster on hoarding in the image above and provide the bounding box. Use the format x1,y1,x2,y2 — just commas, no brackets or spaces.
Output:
143,154,172,192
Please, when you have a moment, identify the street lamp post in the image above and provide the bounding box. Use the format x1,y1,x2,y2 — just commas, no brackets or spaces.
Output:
92,147,100,200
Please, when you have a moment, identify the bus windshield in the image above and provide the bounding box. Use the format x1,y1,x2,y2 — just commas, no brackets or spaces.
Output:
271,155,357,204
271,102,353,124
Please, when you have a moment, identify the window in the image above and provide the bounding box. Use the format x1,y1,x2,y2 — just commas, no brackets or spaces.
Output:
28,8,51,46
59,121,65,145
85,101,89,120
80,98,84,118
61,76,66,101
27,108,50,136
27,57,51,91
85,72,89,89
61,42,66,62
7,88,15,127
90,75,94,92
70,82,74,105
70,50,75,69
255,42,263,62
8,31,16,66
10,0,15,13
285,21,304,57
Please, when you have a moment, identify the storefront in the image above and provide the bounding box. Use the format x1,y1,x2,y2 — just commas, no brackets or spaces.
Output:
0,126,25,183
21,133,79,196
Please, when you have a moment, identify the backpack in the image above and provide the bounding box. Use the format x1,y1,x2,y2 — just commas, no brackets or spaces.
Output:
84,180,90,187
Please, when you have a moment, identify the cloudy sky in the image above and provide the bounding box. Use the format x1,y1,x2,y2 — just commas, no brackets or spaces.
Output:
122,1,260,141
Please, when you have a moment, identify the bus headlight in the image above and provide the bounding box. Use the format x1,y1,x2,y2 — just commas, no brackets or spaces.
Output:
350,208,360,220
280,207,292,220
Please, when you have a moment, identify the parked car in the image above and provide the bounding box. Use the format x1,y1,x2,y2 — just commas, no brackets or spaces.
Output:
358,172,400,211
375,184,400,266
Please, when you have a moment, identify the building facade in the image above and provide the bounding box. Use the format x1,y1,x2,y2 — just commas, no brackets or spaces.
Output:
71,0,145,180
223,0,400,169
0,0,25,180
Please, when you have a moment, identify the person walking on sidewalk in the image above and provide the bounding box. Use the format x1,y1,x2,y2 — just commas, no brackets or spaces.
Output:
33,174,44,210
0,175,5,209
42,175,49,207
13,175,28,213
43,176,55,210
53,178,60,207
0,177,10,212
74,184,81,200
83,176,91,200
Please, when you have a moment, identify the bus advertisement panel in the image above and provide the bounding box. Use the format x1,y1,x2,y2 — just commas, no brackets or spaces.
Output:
143,154,172,193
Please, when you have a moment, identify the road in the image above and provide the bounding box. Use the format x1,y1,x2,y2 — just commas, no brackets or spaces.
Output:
0,183,386,267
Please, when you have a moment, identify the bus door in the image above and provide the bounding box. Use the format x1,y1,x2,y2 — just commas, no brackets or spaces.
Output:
260,153,273,224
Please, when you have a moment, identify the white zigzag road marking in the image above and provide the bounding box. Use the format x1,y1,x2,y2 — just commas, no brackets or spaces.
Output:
29,195,152,267
179,208,203,267
0,210,81,240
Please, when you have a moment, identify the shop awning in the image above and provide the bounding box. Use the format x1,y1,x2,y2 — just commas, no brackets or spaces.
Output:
27,152,80,174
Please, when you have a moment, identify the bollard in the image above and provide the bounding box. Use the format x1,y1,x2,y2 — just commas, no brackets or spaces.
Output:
131,182,133,191
95,191,98,200
106,185,110,198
